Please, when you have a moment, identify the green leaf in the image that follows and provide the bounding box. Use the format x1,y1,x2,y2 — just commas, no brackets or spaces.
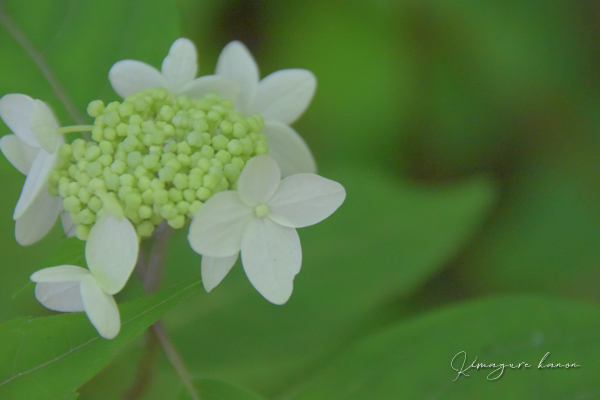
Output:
285,296,600,400
0,277,202,399
263,1,411,167
461,139,600,300
0,0,180,125
176,379,267,400
87,165,495,399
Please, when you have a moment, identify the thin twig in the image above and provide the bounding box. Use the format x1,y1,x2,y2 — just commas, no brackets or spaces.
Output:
124,330,159,400
0,3,86,124
153,322,200,400
143,221,174,293
126,222,199,400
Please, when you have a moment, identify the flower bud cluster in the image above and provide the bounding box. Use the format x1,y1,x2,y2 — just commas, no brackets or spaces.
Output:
48,88,268,240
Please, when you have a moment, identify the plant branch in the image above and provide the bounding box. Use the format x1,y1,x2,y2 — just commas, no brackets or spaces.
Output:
127,222,199,400
0,4,87,124
143,221,174,293
153,322,200,400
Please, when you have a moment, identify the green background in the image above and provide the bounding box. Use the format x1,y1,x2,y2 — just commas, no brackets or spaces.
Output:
0,0,599,398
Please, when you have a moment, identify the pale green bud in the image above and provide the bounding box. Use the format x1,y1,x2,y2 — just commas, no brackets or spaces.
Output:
111,160,127,175
127,151,143,169
200,145,214,159
129,114,143,125
196,187,211,201
104,127,117,141
76,225,90,241
125,193,142,210
98,154,113,167
137,221,155,237
104,110,120,128
167,215,185,229
116,122,128,137
67,182,81,197
88,196,103,213
87,100,105,118
168,188,183,202
58,144,72,160
138,205,153,220
63,196,82,213
78,209,95,225
154,189,169,206
161,203,177,220
142,189,154,205
137,176,151,192
85,161,102,178
188,200,202,218
78,187,92,204
212,135,229,151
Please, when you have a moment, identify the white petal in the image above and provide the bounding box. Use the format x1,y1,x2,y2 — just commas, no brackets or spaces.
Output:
179,75,240,100
0,134,39,175
30,100,59,154
15,189,61,245
263,120,317,177
161,38,198,94
109,60,167,98
86,215,138,295
34,282,85,312
0,94,38,147
268,173,346,228
237,155,281,207
188,191,253,257
251,69,316,125
201,253,239,292
241,218,301,305
30,265,91,282
61,211,77,237
13,149,56,219
215,41,259,112
80,275,120,339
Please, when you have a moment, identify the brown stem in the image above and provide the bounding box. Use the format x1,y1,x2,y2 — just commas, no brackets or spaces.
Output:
125,222,198,400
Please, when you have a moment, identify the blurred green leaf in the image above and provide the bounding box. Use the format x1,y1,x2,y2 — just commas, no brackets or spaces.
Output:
176,379,267,400
263,1,412,168
84,165,496,399
460,140,600,300
0,0,180,125
395,0,594,176
0,277,201,399
285,296,600,400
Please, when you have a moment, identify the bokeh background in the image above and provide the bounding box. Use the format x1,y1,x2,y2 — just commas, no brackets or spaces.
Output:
1,0,600,398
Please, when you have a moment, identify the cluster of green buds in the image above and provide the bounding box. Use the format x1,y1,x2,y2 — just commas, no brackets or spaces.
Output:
47,88,268,240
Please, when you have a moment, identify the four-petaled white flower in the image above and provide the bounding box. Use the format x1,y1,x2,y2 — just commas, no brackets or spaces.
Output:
188,155,345,305
215,41,318,177
109,38,238,100
0,94,65,245
30,215,138,339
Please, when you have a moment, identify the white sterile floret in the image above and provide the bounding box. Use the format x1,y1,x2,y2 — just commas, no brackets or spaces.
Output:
215,41,318,177
0,94,66,245
30,214,138,339
188,155,345,305
109,38,239,100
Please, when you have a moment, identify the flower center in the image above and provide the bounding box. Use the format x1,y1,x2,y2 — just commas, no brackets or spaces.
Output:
254,204,270,218
48,88,269,240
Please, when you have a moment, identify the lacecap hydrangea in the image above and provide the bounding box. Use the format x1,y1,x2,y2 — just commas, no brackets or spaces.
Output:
0,37,345,339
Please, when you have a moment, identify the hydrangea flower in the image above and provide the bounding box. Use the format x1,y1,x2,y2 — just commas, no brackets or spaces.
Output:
214,41,317,177
30,214,138,339
188,155,345,304
109,38,238,100
0,94,64,245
